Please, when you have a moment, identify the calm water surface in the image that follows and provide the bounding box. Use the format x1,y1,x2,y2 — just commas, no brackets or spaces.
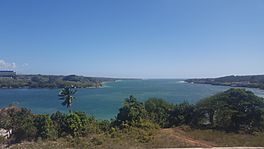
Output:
0,79,263,119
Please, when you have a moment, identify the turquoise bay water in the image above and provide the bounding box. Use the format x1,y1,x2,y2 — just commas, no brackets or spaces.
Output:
0,79,264,119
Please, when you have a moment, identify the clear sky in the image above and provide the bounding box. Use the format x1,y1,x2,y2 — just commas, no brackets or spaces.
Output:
0,0,263,78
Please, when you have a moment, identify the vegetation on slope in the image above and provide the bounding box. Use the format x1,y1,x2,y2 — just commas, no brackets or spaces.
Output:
186,75,264,89
0,74,116,88
1,88,264,148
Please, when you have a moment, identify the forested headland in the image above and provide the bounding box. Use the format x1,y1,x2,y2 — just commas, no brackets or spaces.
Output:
0,74,117,88
186,75,264,90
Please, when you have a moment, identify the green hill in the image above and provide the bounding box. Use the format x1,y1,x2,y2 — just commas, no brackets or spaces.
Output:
185,75,264,90
0,74,117,88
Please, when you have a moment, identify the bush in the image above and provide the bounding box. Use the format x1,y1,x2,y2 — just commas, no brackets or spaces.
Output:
196,88,264,133
145,98,173,128
168,102,195,127
98,120,111,132
50,111,99,138
131,119,159,130
34,114,57,139
64,113,83,137
10,108,37,143
114,96,148,127
74,111,98,135
50,111,67,137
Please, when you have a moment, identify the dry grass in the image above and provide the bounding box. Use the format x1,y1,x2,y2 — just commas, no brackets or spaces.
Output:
9,127,264,149
181,127,264,147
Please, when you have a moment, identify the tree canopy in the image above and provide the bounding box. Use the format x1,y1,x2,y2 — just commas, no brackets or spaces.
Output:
115,95,148,127
58,87,77,111
196,88,264,132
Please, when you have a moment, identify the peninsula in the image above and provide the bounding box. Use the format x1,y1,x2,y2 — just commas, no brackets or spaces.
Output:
185,75,264,90
0,74,117,88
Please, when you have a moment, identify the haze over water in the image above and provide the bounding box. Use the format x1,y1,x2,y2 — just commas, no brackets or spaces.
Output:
0,79,264,119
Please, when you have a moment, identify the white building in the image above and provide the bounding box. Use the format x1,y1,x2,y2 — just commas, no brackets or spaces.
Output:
0,129,12,139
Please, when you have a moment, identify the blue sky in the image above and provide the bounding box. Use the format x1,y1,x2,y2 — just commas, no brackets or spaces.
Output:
0,0,263,78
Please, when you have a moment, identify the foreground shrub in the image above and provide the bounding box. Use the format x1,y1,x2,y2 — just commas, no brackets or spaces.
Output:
9,108,37,143
145,98,173,128
98,120,111,132
168,102,195,127
64,113,83,137
74,111,98,135
130,119,159,130
196,88,264,133
114,95,148,127
34,114,57,139
50,111,67,137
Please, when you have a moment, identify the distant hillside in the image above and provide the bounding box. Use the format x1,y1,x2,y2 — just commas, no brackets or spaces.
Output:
0,74,117,88
185,75,264,90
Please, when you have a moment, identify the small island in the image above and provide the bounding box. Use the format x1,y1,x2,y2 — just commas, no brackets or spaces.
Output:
185,75,264,90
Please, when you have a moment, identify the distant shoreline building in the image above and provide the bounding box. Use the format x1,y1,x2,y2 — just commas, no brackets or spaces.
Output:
0,70,16,77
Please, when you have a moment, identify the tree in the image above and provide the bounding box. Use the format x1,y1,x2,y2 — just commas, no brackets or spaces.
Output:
34,114,57,139
114,96,148,127
9,108,37,143
196,88,264,133
168,102,195,127
64,113,83,137
144,98,173,128
50,111,67,137
74,111,98,135
0,105,18,130
58,87,77,111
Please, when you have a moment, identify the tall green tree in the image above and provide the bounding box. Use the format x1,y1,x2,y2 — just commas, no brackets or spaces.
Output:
196,88,264,132
144,98,173,128
114,95,148,127
168,102,195,127
58,87,77,112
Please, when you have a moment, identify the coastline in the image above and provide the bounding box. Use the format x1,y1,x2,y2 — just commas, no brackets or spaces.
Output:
185,75,264,91
0,79,130,89
185,81,264,98
185,81,264,91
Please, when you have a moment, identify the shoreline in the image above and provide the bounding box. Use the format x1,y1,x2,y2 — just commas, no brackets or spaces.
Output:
186,81,264,91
